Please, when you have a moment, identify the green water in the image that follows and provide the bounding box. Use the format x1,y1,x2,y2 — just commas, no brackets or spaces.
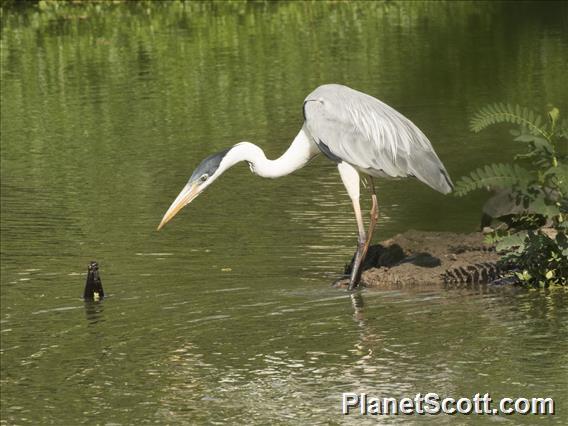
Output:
1,2,567,424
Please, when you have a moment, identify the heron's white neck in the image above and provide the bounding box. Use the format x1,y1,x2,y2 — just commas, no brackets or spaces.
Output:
218,127,318,179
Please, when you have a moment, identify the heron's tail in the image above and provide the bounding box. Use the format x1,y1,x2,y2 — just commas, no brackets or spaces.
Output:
435,167,454,194
409,149,454,194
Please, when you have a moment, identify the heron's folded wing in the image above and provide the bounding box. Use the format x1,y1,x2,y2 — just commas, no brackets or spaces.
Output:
304,85,453,193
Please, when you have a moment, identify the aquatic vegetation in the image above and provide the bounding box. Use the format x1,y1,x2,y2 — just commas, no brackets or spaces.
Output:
455,103,568,286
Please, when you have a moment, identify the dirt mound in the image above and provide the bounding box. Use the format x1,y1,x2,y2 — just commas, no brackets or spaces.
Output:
338,230,501,288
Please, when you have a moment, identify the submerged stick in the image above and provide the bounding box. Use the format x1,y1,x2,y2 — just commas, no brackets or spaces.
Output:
84,261,104,301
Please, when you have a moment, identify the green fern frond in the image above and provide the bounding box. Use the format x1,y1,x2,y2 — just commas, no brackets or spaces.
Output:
454,163,533,196
470,103,549,139
558,118,568,140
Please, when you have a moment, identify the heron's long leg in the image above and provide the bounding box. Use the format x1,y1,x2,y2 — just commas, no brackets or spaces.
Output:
337,162,367,290
367,178,379,242
353,177,379,284
348,198,367,290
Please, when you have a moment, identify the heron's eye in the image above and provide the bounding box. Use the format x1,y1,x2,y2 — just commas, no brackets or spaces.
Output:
199,174,209,183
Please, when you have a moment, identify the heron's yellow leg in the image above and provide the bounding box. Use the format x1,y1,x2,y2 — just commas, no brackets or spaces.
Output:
365,177,379,249
348,198,367,290
337,163,363,290
352,177,379,285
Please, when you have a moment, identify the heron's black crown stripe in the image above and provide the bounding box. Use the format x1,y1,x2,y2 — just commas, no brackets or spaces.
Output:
190,148,231,182
316,139,342,163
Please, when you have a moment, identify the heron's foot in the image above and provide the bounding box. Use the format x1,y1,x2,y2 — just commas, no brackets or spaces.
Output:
347,279,362,291
331,275,350,289
332,275,368,291
348,281,368,291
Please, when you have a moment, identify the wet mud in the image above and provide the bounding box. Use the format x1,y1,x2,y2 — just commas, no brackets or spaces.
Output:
337,230,502,288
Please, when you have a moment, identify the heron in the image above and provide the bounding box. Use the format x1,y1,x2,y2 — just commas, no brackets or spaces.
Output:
157,84,453,290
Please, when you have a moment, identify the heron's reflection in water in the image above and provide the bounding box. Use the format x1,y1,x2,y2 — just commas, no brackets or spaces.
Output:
350,292,376,361
350,292,365,322
84,300,105,325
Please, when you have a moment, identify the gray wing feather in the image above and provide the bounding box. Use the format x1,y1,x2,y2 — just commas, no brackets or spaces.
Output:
303,84,453,194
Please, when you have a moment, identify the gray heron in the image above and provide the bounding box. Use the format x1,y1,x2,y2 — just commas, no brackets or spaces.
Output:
157,84,453,290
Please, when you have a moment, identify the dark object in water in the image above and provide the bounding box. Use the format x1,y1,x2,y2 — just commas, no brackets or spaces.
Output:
344,243,440,274
84,261,104,301
397,253,441,268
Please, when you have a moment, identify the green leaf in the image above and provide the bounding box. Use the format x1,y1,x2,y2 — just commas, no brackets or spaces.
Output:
557,118,568,140
545,163,568,192
496,232,527,253
470,103,549,139
514,134,552,153
453,163,533,196
529,196,561,218
548,107,560,126
515,134,538,142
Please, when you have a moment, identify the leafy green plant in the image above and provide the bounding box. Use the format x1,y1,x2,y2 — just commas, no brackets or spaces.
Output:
455,103,568,286
506,231,567,286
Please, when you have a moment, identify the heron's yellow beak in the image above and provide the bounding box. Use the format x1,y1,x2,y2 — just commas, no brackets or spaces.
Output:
157,182,200,231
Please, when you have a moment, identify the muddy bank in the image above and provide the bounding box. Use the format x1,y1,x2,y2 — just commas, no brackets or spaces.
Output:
339,230,502,288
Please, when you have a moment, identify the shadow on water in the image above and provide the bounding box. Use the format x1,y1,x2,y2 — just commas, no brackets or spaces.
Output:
83,300,105,325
